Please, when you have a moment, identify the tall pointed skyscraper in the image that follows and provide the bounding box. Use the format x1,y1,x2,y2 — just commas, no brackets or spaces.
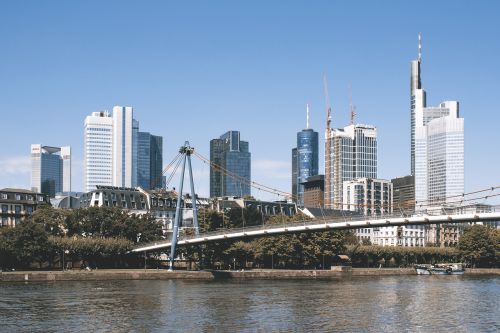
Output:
292,104,319,207
410,33,427,176
411,34,464,209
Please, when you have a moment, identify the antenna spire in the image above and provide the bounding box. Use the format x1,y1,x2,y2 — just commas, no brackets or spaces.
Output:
349,83,357,125
306,104,310,129
418,32,422,64
323,74,331,131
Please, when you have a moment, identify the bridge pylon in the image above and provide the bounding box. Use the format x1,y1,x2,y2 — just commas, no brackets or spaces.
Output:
169,141,199,271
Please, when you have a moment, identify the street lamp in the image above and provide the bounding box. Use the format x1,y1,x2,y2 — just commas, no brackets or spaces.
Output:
62,249,69,271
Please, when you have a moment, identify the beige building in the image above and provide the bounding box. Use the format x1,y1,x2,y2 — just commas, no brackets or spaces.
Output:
0,188,50,227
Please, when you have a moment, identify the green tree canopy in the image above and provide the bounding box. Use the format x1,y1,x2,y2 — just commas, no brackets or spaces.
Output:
458,225,499,267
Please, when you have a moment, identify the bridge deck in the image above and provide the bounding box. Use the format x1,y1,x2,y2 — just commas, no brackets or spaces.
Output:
132,211,500,253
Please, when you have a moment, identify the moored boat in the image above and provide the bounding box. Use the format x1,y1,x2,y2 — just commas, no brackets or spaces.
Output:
415,263,465,275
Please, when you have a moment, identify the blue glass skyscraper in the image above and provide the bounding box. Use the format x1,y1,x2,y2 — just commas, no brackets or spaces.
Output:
137,132,163,189
210,131,251,198
292,105,319,206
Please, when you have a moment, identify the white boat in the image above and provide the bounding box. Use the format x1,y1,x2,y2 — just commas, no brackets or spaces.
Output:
415,263,465,275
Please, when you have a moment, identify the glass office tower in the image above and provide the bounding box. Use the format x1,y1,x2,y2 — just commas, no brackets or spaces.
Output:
137,132,163,189
31,144,71,197
292,129,318,206
210,131,251,197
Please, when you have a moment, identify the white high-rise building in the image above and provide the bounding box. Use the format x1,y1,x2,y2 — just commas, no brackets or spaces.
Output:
84,111,113,192
325,124,377,209
31,144,71,197
112,106,138,188
411,34,464,210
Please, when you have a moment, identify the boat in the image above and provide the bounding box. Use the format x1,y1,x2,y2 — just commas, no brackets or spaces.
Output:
415,264,432,275
415,263,465,275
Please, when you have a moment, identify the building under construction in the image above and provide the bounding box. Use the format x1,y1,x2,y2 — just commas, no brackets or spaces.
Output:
324,124,377,209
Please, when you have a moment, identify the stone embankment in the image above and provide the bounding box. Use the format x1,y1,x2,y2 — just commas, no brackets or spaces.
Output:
1,268,498,282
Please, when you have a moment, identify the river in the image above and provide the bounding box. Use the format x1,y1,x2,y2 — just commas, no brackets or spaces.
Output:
0,275,498,332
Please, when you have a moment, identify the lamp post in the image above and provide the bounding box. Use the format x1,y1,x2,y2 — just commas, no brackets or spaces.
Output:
62,250,69,271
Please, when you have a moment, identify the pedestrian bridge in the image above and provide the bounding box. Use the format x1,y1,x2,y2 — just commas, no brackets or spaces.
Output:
132,210,500,253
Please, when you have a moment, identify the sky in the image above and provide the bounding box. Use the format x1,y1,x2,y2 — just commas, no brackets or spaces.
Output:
1,1,499,201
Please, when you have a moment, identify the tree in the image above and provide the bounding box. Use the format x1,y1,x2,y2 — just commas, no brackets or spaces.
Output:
12,220,51,268
458,225,499,268
30,206,71,236
0,227,16,270
65,207,163,243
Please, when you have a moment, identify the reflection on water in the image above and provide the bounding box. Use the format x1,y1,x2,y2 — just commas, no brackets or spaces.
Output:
0,276,498,332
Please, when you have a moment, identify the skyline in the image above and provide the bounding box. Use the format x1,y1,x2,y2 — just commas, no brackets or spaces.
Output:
1,1,499,201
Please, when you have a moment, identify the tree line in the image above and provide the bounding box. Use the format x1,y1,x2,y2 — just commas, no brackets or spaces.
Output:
0,205,498,270
0,206,162,270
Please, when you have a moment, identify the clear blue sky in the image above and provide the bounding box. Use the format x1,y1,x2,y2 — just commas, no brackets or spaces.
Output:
1,1,499,200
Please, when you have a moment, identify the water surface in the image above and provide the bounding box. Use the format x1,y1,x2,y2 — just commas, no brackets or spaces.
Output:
1,275,498,332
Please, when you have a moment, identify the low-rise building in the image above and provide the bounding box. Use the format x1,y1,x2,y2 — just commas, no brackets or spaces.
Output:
79,186,210,233
50,192,83,209
302,175,324,208
211,196,297,217
373,225,426,247
343,178,393,244
425,203,498,247
0,188,51,227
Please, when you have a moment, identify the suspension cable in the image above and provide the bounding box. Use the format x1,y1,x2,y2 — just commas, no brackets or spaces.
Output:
150,152,182,189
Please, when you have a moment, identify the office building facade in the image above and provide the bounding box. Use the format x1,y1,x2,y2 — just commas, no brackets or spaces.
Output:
302,175,324,208
112,106,138,188
84,111,113,192
210,131,251,197
31,144,71,197
325,124,377,209
291,148,298,201
392,175,415,213
343,178,392,217
137,132,163,189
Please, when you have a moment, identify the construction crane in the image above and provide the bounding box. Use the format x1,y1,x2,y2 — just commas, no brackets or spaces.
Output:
323,74,332,209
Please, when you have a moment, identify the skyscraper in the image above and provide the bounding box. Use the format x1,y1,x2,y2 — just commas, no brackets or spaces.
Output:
137,132,163,189
291,147,298,201
325,124,377,209
31,144,71,197
84,111,113,192
411,34,464,209
410,33,426,176
291,104,319,206
112,106,138,188
210,131,251,198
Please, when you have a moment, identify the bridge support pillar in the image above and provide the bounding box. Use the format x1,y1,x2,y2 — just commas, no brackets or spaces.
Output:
169,142,199,271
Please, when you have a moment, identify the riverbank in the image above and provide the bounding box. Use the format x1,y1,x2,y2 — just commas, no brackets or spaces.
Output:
1,267,499,282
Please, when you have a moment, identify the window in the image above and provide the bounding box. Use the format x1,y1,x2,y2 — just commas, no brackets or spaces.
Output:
15,194,21,200
1,193,8,199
